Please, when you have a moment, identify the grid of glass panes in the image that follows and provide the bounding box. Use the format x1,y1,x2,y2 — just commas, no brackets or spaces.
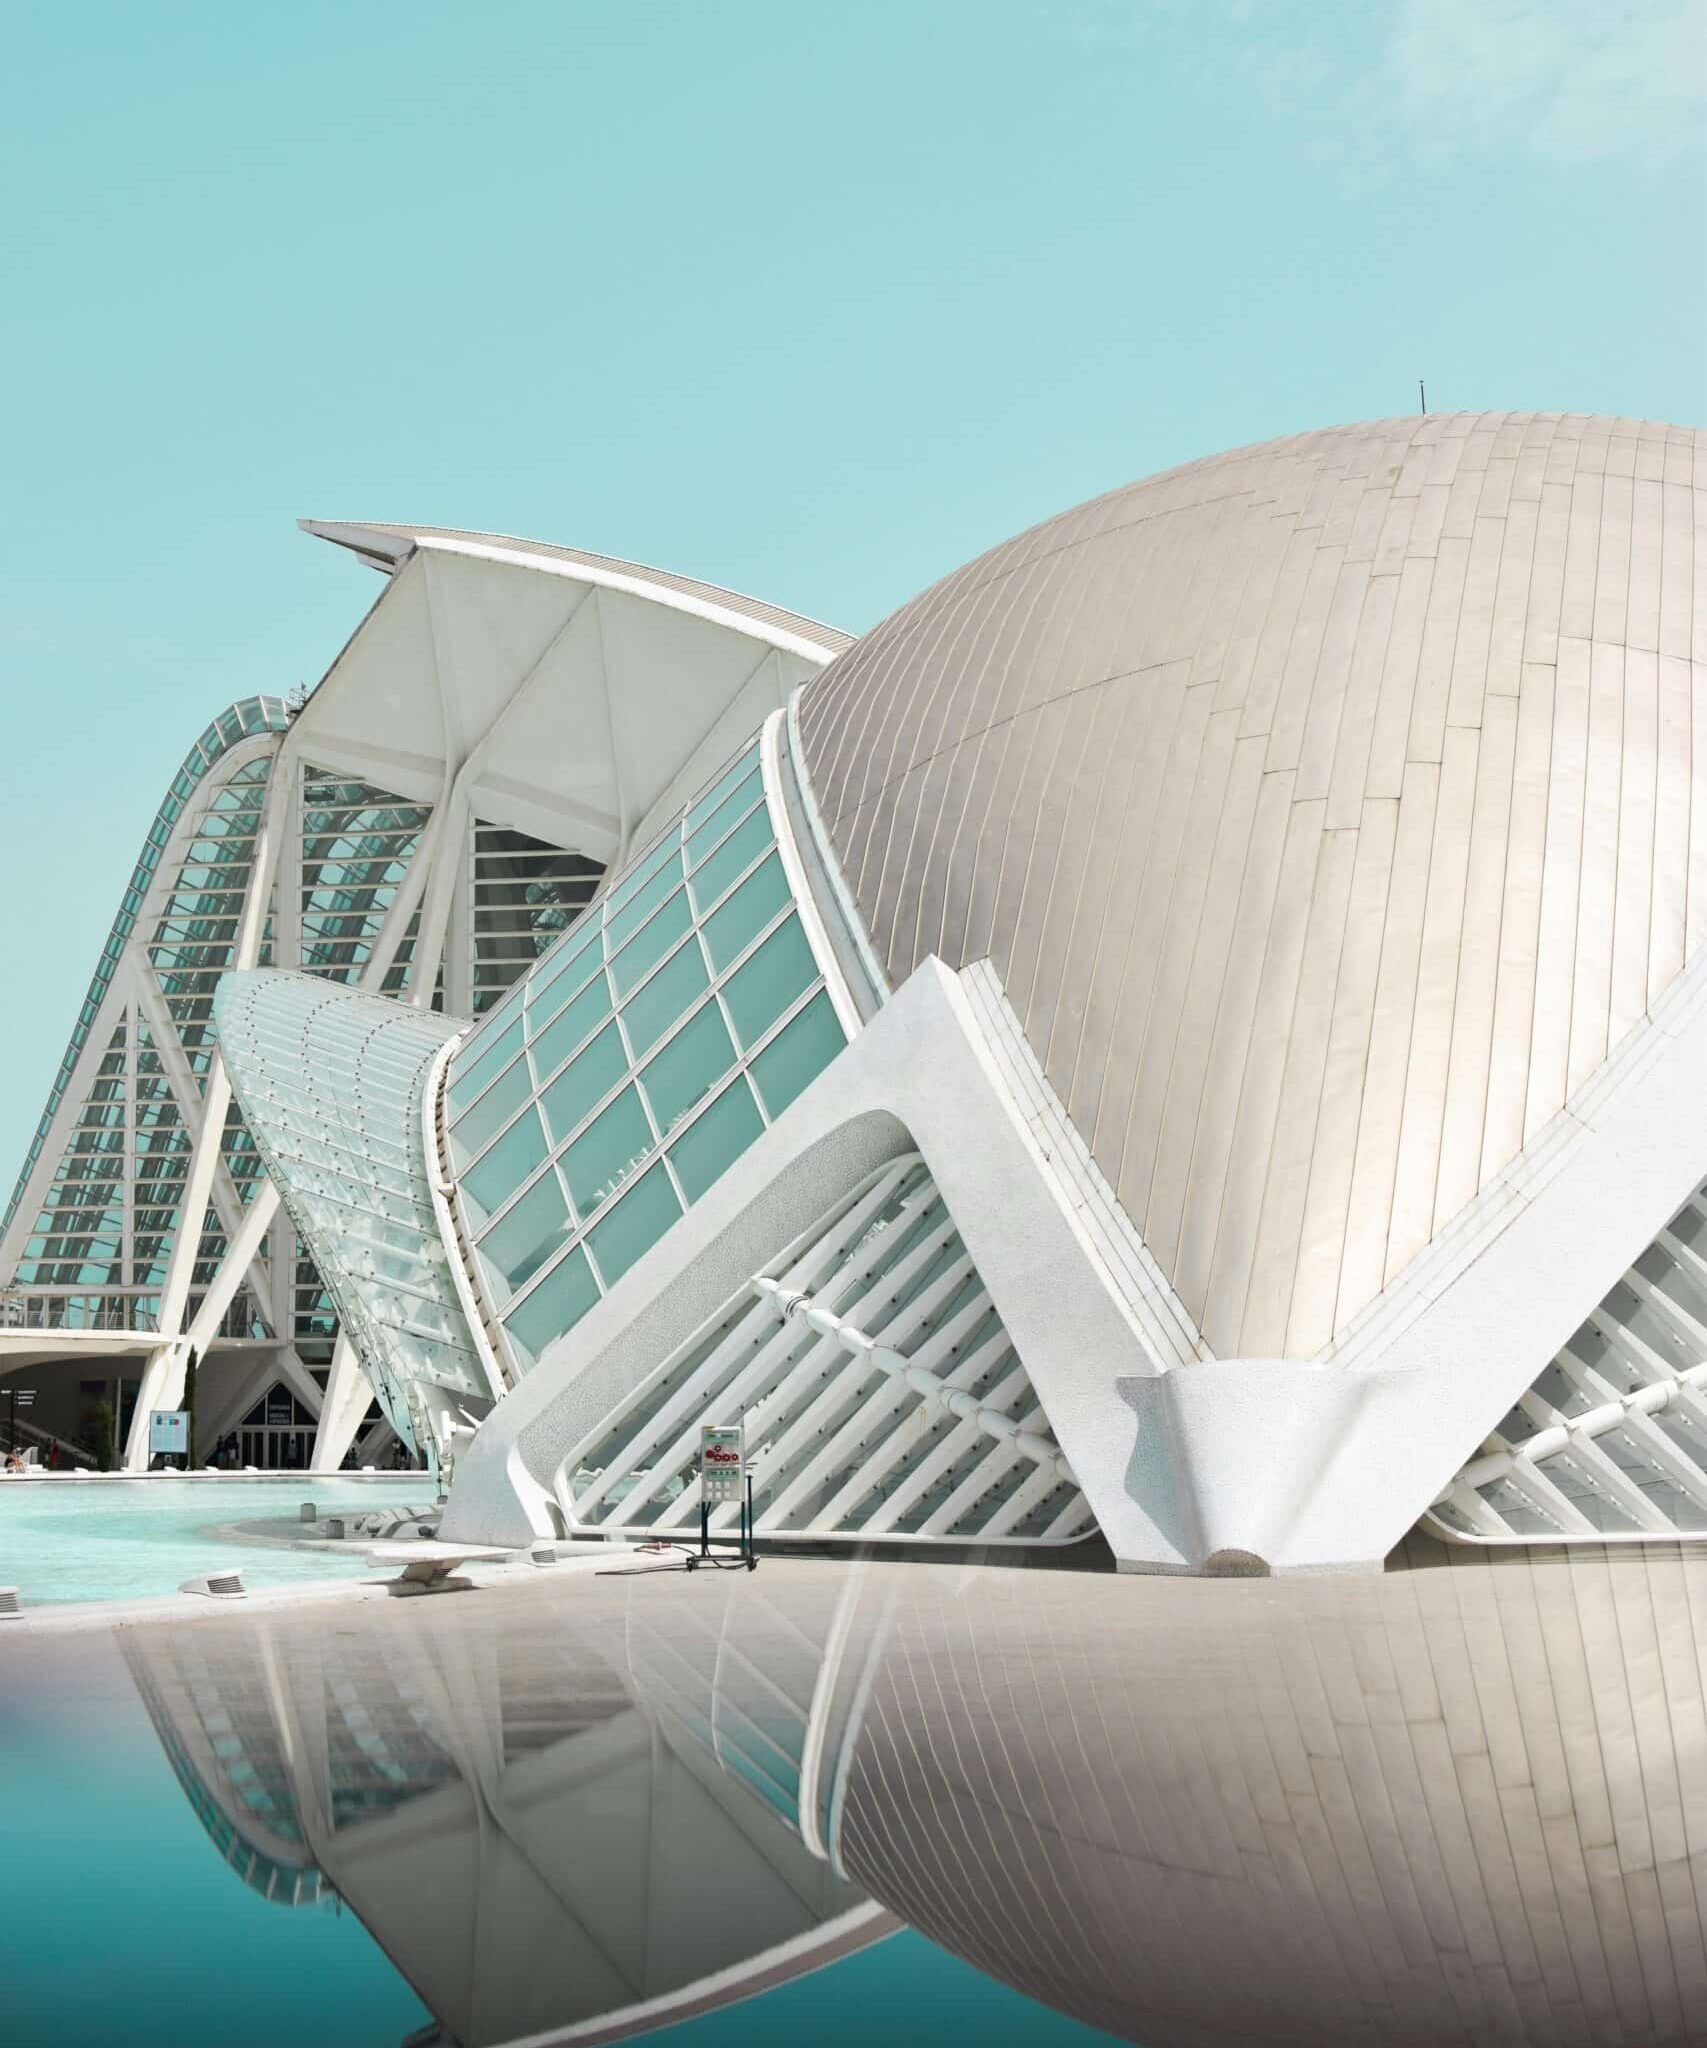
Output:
15,1022,128,1286
298,768,434,986
215,970,487,1449
470,822,603,1017
443,740,847,1371
1,695,289,1242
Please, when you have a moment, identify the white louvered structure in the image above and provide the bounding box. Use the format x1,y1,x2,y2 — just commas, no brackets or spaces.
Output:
1429,1175,1707,1542
552,1156,1093,1548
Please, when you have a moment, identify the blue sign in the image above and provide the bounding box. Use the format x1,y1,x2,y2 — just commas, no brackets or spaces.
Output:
149,1410,189,1454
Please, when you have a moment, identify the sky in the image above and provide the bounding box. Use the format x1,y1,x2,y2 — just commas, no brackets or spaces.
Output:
0,0,1701,1180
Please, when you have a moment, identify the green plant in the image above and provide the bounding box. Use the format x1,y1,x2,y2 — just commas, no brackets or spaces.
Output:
80,1397,115,1473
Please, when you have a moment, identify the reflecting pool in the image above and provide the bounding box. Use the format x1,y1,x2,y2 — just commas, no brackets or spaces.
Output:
0,1476,429,1603
3,1546,1706,2045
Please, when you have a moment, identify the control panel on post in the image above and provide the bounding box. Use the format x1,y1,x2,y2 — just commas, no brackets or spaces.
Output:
700,1422,745,1504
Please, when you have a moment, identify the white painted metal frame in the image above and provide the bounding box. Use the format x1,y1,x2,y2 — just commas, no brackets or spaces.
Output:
548,1153,1092,1548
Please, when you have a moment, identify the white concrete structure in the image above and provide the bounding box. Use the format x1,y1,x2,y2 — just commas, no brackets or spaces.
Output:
25,410,1707,1571
0,525,845,1471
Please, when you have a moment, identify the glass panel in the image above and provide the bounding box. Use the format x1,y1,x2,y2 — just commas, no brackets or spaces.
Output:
504,1246,599,1370
623,937,709,1059
604,850,684,956
669,1079,764,1203
562,1085,653,1215
688,803,771,914
528,968,613,1080
685,746,760,833
446,1054,534,1168
447,1017,521,1116
523,917,605,1024
459,1107,548,1228
750,991,844,1118
642,1000,735,1135
586,1162,682,1288
538,1022,627,1151
684,769,764,870
702,854,790,974
609,886,692,998
605,826,683,918
477,1172,573,1304
721,914,816,1049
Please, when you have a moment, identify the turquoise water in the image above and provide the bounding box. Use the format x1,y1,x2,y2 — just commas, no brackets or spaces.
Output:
0,1630,1119,2048
0,1476,430,1603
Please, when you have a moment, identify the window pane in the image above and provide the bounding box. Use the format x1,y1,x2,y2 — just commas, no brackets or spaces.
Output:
684,769,764,869
605,827,682,919
609,885,692,997
688,804,771,915
702,854,790,974
669,1078,764,1203
563,1084,653,1215
642,999,735,1134
504,1245,598,1370
750,991,844,1118
477,1172,572,1304
529,968,613,1079
587,1162,681,1287
446,1054,534,1170
539,1022,627,1150
459,1106,547,1229
623,936,709,1059
447,1018,521,1117
685,746,759,833
604,850,684,956
721,914,816,1049
523,917,604,1026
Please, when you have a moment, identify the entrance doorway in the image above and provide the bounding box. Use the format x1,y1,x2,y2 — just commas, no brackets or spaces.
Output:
234,1383,317,1469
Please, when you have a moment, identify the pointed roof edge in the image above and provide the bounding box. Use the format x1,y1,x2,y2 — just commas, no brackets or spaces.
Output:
299,519,854,663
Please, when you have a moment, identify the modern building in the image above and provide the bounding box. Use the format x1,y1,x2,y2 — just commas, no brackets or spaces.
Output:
0,524,845,1469
9,410,1707,1573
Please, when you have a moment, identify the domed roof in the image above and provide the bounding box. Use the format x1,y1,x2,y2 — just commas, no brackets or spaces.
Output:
798,412,1705,1358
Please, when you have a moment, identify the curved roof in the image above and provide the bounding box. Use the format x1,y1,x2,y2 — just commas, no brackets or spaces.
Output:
292,522,849,871
798,411,1706,1359
301,519,853,663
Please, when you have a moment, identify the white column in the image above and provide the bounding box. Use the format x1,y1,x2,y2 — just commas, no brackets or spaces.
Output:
310,1334,373,1472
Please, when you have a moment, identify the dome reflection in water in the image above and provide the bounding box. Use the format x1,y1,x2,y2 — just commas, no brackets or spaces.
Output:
124,1545,1707,2047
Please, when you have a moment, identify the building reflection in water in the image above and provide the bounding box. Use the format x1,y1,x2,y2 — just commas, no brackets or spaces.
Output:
126,1543,1707,2047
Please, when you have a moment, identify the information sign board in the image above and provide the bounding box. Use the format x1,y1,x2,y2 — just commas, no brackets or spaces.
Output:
149,1410,189,1455
700,1422,745,1505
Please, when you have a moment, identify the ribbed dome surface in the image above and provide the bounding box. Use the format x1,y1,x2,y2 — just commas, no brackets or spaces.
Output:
798,413,1706,1357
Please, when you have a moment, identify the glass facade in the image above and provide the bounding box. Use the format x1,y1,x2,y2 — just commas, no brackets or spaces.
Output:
1,697,290,1254
444,739,847,1372
2,707,605,1368
215,970,488,1453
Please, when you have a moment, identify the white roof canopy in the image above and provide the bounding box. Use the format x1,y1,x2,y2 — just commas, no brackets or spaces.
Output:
294,521,850,863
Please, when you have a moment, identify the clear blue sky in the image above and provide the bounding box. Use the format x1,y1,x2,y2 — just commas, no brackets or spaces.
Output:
0,0,1701,1178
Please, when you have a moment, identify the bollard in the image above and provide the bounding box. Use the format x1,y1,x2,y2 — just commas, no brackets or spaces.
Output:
299,1501,317,1522
323,1517,345,1540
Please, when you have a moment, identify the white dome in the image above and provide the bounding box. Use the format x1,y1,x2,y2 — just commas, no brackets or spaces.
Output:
800,412,1706,1356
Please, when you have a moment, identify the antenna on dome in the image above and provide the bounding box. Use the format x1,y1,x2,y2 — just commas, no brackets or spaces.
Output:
1419,379,1427,415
